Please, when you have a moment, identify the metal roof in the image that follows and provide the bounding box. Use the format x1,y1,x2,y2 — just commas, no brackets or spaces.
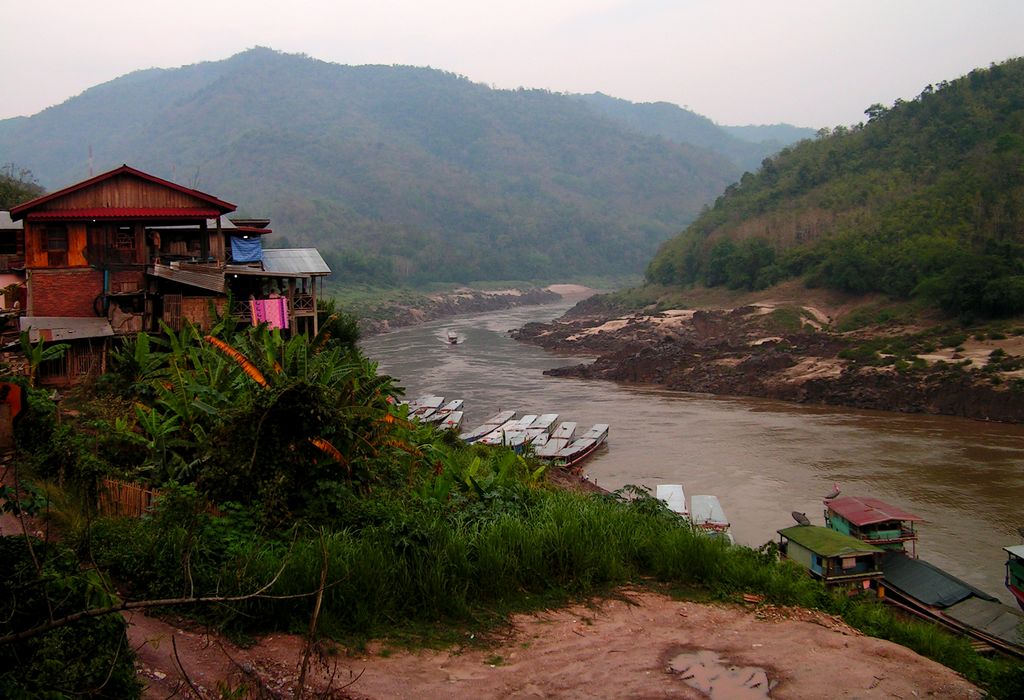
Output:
262,248,331,276
149,263,226,293
1005,545,1024,559
19,316,114,342
778,525,883,557
24,208,222,221
9,164,235,220
827,496,924,526
880,551,996,608
0,211,23,229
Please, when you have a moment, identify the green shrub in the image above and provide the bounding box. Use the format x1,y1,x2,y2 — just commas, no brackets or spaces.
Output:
0,536,139,698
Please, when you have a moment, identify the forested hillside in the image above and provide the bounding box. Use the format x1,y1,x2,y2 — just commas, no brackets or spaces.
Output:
0,48,748,285
576,93,813,172
646,58,1024,318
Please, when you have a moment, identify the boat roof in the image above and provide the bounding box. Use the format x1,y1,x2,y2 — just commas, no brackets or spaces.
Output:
656,485,687,515
827,496,924,525
944,596,1024,648
1004,545,1024,559
691,495,728,526
532,413,559,428
550,422,576,439
778,525,882,557
880,551,996,608
557,437,596,457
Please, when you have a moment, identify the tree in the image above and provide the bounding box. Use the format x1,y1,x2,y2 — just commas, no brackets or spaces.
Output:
0,164,44,209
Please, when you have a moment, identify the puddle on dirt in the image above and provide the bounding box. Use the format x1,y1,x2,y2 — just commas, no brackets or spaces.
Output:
668,649,776,699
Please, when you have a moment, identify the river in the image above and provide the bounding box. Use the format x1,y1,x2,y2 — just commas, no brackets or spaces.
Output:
360,298,1024,605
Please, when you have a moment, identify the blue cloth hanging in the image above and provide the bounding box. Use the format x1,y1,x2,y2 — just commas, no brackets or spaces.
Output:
230,235,263,263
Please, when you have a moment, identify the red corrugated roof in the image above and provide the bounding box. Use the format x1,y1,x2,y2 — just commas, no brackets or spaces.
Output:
827,496,924,525
25,208,223,220
9,164,236,220
230,226,273,235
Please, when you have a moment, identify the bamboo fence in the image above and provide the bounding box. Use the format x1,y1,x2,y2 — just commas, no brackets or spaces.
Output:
98,478,160,518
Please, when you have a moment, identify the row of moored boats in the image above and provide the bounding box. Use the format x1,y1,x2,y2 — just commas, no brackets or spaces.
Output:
403,395,609,468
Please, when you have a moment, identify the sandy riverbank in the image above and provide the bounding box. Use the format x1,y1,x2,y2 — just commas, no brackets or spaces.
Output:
128,589,979,698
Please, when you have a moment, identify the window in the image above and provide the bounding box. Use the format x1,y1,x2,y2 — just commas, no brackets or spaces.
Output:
46,226,68,252
45,225,68,266
114,226,135,250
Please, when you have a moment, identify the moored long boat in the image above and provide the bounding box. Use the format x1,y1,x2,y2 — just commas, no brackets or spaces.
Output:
482,415,537,446
551,423,609,468
691,494,734,544
459,410,516,442
534,421,577,458
656,484,688,517
424,399,464,423
439,410,464,431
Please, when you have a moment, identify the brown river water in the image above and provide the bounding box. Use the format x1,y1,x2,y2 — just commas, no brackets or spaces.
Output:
360,298,1024,605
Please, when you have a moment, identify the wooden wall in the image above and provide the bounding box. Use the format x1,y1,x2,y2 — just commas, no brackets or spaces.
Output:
25,221,88,268
32,173,214,212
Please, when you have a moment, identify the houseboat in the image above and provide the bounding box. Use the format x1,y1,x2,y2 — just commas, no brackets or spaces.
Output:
691,495,733,544
880,550,1024,658
1004,545,1024,611
824,496,924,558
777,525,884,593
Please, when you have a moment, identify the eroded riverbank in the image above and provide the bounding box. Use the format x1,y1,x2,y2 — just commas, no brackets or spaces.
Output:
511,302,1024,423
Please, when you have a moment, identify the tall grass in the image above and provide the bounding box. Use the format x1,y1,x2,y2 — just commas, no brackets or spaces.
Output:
88,486,1023,697
198,490,824,635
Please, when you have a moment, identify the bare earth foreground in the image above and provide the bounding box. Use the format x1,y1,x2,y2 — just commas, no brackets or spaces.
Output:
128,589,979,699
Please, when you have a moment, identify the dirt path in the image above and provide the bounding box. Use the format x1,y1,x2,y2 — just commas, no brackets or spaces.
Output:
127,589,979,699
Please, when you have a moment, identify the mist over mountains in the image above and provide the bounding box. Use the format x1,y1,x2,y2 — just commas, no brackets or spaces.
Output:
0,48,812,284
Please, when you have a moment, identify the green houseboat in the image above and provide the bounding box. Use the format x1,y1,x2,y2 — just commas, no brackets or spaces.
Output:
778,525,884,593
823,496,924,558
1005,545,1024,612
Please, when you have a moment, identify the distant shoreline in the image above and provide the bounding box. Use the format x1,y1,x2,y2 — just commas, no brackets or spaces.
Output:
356,285,595,336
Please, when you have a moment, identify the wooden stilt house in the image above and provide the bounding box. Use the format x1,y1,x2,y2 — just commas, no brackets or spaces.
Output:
8,164,331,385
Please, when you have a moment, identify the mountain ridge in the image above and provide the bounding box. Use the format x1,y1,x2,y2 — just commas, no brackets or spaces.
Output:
0,47,810,285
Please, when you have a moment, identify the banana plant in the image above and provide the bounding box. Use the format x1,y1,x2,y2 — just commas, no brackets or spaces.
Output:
18,331,70,387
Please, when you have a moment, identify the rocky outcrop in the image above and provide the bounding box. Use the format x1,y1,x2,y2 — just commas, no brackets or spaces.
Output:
513,305,1024,423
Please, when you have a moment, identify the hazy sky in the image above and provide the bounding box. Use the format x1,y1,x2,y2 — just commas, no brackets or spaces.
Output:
1,1,1021,127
